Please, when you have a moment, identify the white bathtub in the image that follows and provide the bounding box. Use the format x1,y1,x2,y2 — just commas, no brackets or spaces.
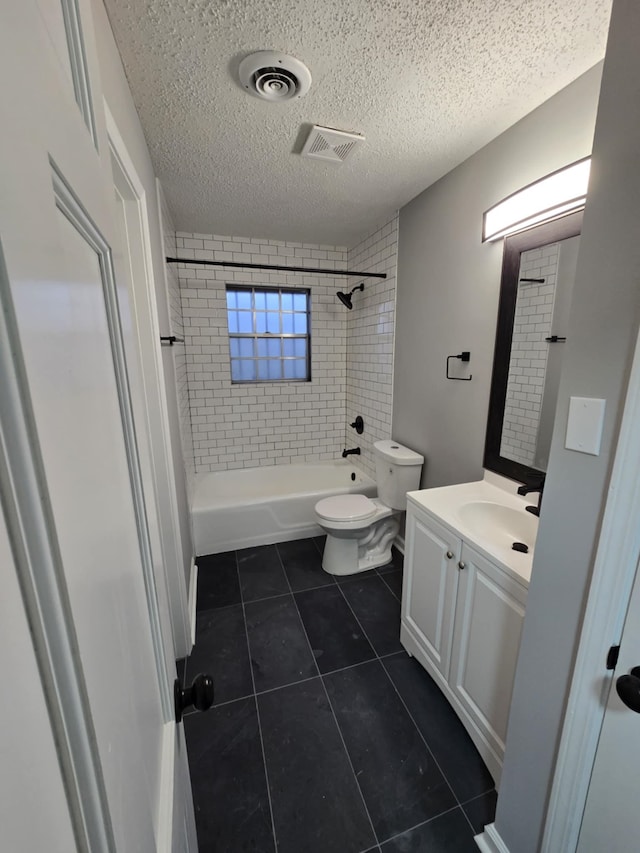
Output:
192,461,377,555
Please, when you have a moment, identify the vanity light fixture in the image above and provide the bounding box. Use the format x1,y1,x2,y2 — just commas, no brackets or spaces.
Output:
482,157,591,242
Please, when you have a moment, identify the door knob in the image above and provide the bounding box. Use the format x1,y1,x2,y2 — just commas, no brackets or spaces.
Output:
458,561,466,570
615,666,640,713
174,673,215,722
446,550,454,559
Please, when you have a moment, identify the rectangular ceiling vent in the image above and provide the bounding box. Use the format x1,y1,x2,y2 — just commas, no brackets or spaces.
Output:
301,125,365,164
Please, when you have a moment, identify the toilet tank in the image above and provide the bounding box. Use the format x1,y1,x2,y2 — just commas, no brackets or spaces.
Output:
374,440,425,510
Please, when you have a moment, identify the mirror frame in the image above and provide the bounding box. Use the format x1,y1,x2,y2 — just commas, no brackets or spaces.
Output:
484,210,583,484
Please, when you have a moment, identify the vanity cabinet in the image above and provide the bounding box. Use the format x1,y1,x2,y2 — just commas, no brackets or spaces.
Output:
401,500,528,784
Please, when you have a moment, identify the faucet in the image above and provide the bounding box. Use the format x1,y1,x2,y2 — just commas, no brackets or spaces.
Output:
517,476,545,517
342,447,361,458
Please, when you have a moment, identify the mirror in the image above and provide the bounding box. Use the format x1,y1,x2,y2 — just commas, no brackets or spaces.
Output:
484,211,583,484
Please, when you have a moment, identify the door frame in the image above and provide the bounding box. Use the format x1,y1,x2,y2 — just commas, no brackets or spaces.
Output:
541,324,640,850
104,101,191,658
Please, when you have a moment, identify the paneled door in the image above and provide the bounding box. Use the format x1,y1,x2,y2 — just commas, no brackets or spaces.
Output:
577,555,640,852
0,1,193,850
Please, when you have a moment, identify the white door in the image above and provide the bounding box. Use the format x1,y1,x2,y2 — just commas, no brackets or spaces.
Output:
0,1,194,850
577,556,640,852
0,465,77,852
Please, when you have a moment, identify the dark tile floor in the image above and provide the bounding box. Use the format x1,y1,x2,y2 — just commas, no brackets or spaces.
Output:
180,537,496,853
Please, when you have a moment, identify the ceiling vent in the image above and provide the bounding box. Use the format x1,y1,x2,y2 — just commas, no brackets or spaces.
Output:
301,125,365,164
238,51,312,102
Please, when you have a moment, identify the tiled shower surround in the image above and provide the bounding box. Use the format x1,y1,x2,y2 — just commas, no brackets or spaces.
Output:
345,216,398,478
173,215,398,476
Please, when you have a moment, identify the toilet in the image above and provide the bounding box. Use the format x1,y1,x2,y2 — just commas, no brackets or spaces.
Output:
315,439,424,575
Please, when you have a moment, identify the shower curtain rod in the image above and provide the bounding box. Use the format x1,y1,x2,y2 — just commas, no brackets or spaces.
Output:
165,256,387,279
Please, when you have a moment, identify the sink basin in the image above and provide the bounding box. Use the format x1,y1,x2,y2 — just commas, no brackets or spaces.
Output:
456,501,538,551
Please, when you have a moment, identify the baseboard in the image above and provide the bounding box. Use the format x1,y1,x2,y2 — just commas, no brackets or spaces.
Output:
156,724,176,853
188,558,197,650
475,823,511,853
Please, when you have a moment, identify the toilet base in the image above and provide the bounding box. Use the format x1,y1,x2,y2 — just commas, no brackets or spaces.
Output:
321,517,399,576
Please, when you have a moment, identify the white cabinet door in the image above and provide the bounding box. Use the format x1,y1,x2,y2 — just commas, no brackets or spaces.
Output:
402,506,461,679
450,544,527,760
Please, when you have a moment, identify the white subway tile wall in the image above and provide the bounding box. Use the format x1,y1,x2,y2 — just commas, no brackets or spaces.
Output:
175,233,350,472
500,243,559,467
160,193,196,492
344,214,399,478
169,218,398,476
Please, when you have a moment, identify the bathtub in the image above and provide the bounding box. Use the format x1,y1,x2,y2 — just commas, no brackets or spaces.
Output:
192,461,377,556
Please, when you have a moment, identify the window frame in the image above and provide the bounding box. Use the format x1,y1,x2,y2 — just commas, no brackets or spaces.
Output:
225,284,312,384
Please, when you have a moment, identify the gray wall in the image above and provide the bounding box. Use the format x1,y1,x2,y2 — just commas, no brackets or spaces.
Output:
393,65,603,488
497,1,640,849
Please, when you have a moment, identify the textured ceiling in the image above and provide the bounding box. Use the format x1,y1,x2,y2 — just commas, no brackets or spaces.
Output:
103,0,612,246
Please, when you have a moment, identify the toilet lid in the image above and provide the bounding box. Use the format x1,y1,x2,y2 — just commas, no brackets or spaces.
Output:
315,494,377,522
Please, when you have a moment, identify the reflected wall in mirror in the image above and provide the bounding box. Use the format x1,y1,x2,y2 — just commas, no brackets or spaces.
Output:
484,211,583,484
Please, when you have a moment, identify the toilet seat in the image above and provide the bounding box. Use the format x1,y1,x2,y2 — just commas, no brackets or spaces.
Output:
315,493,377,522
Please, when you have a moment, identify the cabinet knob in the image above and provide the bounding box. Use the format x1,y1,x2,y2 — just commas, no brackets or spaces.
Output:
446,550,454,559
458,561,466,570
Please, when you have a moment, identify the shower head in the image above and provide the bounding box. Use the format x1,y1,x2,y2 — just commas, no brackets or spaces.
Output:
336,282,364,310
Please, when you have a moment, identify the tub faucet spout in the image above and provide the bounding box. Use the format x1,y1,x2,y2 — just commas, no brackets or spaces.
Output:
342,447,361,458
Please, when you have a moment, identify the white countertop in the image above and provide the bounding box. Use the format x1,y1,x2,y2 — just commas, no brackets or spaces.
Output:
407,474,537,586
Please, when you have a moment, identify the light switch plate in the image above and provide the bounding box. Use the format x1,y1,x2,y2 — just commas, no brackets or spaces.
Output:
565,397,606,455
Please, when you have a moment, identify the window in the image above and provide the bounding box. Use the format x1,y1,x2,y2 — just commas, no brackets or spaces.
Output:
226,286,311,382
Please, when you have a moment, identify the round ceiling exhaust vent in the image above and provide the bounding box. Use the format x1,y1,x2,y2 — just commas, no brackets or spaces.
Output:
238,51,311,102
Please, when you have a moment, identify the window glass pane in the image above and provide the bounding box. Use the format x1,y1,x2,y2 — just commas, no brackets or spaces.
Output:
236,290,252,310
267,359,282,380
227,287,310,383
237,311,253,333
238,338,254,358
239,359,256,381
266,312,280,333
267,338,280,358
